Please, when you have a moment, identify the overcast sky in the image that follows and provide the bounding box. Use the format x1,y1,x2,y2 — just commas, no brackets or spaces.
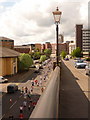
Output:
0,0,89,45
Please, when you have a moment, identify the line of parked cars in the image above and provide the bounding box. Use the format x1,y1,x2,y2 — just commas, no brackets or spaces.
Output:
30,59,51,73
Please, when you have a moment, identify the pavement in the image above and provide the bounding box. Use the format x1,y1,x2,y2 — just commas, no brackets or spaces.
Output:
5,68,35,83
59,60,89,119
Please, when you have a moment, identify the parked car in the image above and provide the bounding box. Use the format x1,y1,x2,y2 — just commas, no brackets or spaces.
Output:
34,68,39,73
75,60,87,68
42,62,46,66
85,63,90,75
74,57,81,60
39,64,43,69
7,84,18,93
30,65,36,68
0,76,8,83
64,57,69,61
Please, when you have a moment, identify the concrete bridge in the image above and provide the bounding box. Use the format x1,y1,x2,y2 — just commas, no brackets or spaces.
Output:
29,60,89,119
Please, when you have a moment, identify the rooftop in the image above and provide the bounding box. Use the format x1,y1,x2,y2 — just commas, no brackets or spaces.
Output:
0,47,20,58
0,37,14,41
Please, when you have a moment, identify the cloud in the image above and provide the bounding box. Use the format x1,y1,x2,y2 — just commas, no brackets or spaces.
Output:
0,0,89,45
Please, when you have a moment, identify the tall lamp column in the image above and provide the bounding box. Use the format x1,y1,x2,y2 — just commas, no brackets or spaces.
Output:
52,7,62,66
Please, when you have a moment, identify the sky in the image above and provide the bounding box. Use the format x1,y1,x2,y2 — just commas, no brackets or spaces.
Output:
0,0,89,45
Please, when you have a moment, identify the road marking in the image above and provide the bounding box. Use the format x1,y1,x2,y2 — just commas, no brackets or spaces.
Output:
19,95,22,98
9,100,17,109
1,114,5,119
77,70,87,77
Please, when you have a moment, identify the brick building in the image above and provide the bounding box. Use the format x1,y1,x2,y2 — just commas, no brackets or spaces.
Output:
0,37,14,49
45,42,52,49
35,43,41,51
14,45,31,53
41,44,45,52
76,24,83,50
51,43,69,55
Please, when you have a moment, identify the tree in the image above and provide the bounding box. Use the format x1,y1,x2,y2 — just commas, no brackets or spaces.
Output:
71,47,82,57
33,52,41,60
44,49,52,58
18,53,33,71
61,51,67,59
40,55,47,63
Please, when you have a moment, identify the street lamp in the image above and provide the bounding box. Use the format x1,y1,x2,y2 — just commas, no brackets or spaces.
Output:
52,7,62,66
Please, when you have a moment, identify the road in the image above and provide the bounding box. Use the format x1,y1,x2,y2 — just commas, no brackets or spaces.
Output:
1,59,54,119
59,59,89,118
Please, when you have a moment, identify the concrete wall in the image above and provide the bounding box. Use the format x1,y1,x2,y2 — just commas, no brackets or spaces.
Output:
30,66,60,118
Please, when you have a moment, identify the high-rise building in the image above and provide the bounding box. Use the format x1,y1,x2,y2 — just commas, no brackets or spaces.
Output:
76,24,83,50
82,29,90,56
58,34,64,43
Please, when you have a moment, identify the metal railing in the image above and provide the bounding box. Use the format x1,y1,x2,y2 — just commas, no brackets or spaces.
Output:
30,66,60,119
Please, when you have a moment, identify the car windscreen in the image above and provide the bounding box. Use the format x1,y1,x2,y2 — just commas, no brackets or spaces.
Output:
7,86,14,88
77,60,83,63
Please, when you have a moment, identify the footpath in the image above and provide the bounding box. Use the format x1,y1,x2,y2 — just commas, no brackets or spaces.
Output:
59,61,89,119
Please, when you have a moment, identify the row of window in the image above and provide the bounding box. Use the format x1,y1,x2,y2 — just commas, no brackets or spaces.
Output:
83,37,90,38
83,48,90,50
83,41,90,43
83,50,90,52
0,40,14,42
83,44,90,45
82,31,90,34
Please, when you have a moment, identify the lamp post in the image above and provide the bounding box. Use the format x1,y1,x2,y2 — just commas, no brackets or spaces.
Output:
52,7,62,66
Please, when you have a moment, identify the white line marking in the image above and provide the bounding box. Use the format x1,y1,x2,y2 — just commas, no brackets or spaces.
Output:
9,100,17,109
19,95,22,98
1,114,5,119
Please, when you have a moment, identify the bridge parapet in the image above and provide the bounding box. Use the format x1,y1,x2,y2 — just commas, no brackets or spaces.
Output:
30,66,60,119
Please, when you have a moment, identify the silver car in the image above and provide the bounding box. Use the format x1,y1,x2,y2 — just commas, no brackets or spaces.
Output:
85,63,90,75
75,60,86,68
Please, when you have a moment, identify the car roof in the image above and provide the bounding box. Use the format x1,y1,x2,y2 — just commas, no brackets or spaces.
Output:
0,76,4,78
8,84,17,87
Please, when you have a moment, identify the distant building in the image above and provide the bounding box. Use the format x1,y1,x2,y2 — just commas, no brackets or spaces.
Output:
76,24,83,50
41,44,45,52
14,45,31,53
29,44,35,52
69,42,76,54
58,34,64,43
0,37,14,49
51,43,69,55
45,42,52,50
0,47,20,76
35,43,41,51
82,29,90,56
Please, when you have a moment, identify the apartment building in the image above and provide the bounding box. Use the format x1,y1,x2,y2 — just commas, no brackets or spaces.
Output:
82,29,90,56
